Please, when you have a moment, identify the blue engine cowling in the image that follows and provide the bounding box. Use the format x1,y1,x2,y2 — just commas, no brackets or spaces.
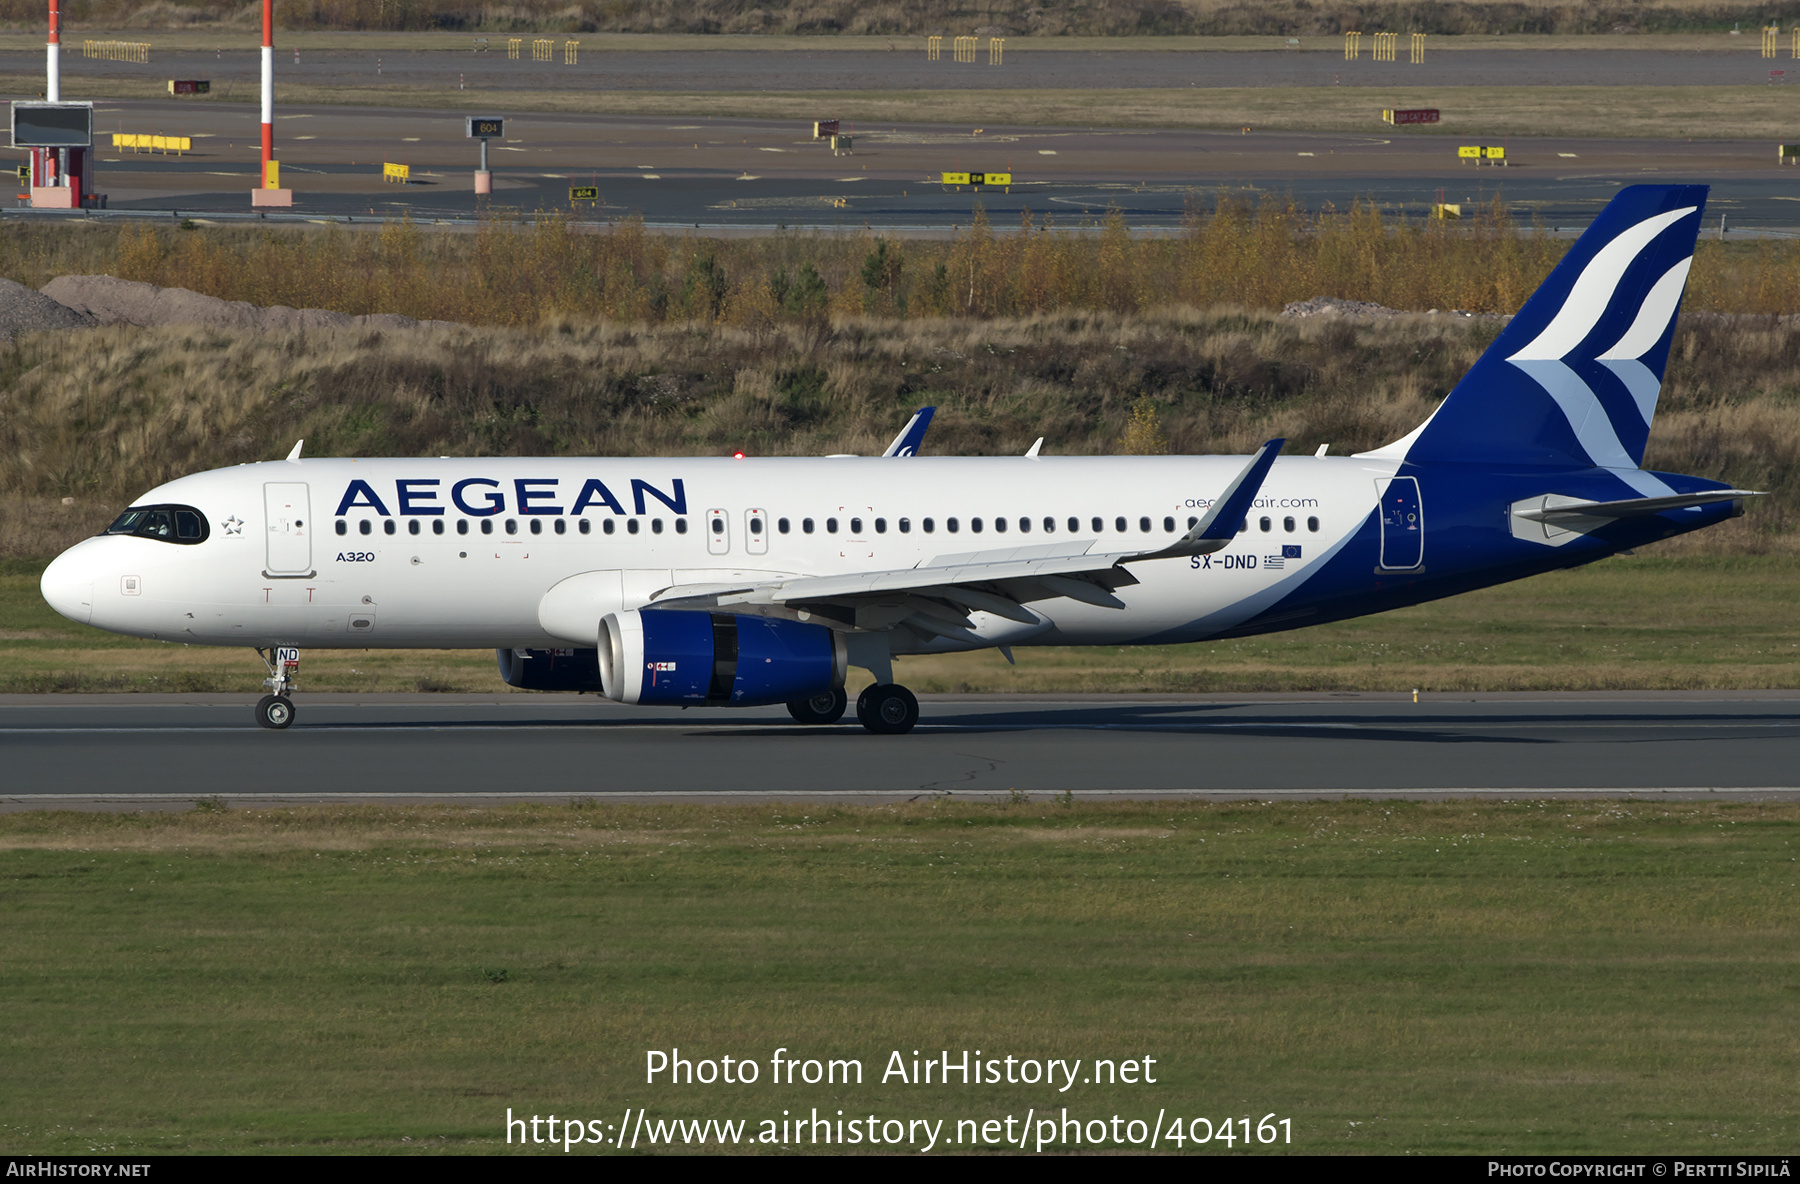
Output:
495,647,603,692
598,609,847,707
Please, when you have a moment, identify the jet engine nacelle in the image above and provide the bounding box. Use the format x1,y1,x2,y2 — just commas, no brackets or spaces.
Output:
495,646,604,692
598,609,847,707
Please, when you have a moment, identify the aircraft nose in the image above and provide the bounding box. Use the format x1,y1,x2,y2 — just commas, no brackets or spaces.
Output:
40,544,96,625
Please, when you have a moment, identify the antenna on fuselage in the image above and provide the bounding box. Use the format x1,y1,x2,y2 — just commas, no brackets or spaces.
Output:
285,439,304,462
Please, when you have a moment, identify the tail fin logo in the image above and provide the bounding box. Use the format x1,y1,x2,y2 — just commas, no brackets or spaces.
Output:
1359,185,1706,474
1505,205,1697,470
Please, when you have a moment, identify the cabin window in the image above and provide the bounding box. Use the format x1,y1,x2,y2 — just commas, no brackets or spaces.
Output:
1091,517,1103,533
1259,516,1272,532
711,515,725,535
1044,517,1056,533
778,517,791,534
554,518,566,535
874,518,887,533
1018,517,1030,533
504,519,518,535
802,518,815,534
335,521,348,536
1187,516,1198,529
1114,517,1126,532
382,520,396,535
432,520,445,536
359,520,373,536
1307,516,1320,532
407,520,420,536
481,520,494,535
971,517,984,534
1164,517,1176,533
457,520,470,535
923,518,935,533
1284,516,1296,532
898,518,911,533
627,518,640,535
652,519,664,534
826,518,839,534
529,519,543,535
579,519,591,535
675,518,688,534
1139,517,1152,533
946,517,959,533
850,517,863,534
991,517,1004,533
601,519,613,535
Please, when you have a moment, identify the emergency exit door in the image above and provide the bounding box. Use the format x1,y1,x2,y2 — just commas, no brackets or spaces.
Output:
1376,477,1423,570
264,482,313,576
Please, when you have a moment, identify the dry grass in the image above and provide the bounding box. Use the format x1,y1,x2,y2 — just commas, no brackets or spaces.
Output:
3,299,1797,559
4,74,1797,138
0,0,1786,35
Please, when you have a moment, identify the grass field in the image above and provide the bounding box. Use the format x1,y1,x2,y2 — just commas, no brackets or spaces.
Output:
2,73,1789,137
6,555,1798,694
1,798,1796,1154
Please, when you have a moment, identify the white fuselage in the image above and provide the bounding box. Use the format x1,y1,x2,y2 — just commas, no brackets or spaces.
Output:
41,454,1395,652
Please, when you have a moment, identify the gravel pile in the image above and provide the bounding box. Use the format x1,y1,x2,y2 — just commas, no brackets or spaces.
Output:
0,277,96,341
40,274,458,332
1280,297,1405,319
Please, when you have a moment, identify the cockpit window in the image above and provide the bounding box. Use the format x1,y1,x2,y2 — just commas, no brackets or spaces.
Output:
104,505,210,545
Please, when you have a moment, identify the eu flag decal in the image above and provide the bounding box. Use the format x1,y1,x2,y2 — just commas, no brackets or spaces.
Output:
1282,544,1303,559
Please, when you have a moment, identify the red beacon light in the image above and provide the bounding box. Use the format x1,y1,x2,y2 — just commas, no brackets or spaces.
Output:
732,451,747,459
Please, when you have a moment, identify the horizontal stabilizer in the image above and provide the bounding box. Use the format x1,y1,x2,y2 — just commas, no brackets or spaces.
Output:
1516,490,1761,522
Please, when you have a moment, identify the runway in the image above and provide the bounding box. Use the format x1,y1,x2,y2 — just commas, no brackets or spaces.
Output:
4,692,1799,806
23,102,1800,229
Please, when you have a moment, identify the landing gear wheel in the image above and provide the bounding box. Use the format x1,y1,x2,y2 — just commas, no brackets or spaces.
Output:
255,694,296,730
787,688,847,725
857,684,919,735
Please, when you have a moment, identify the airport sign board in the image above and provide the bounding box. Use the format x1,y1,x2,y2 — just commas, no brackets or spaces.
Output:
11,101,94,149
466,116,504,139
570,185,600,201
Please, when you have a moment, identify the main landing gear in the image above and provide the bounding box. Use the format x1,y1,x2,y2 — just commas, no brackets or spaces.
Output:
856,683,919,735
254,646,299,730
787,687,847,725
784,684,920,733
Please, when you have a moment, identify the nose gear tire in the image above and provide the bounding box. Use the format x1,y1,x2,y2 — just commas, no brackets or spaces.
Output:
255,694,296,730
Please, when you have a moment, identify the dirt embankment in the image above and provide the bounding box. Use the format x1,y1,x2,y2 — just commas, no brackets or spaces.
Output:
0,274,459,341
36,275,459,334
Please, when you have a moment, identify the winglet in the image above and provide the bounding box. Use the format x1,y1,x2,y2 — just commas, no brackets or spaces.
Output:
882,407,935,458
285,439,304,462
1024,437,1044,458
1127,438,1285,562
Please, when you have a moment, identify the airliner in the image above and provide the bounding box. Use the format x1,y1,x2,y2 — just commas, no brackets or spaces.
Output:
39,185,1757,733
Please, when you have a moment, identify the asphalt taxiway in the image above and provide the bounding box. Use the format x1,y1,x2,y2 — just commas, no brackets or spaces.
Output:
4,691,1799,807
22,102,1800,230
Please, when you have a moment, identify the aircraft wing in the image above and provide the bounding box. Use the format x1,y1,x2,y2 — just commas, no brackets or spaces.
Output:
646,440,1285,638
1515,489,1762,522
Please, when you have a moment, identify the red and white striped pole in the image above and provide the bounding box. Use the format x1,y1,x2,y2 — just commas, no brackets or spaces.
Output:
46,0,59,101
260,0,273,183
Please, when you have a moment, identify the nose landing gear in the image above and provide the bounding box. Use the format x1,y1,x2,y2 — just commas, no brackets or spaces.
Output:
254,646,299,730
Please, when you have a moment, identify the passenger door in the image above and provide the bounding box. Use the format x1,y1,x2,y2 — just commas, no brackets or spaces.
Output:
264,482,313,576
1376,477,1423,570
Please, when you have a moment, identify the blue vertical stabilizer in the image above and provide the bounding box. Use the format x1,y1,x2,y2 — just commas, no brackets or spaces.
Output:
1366,184,1707,470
